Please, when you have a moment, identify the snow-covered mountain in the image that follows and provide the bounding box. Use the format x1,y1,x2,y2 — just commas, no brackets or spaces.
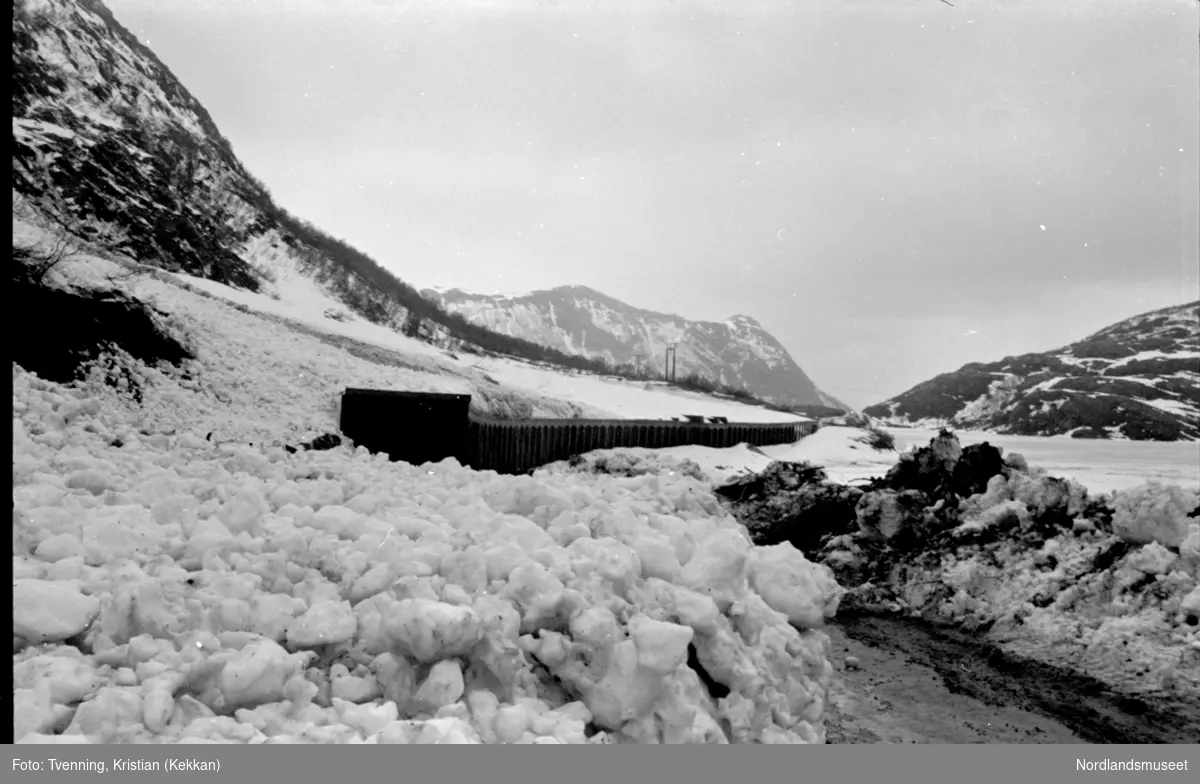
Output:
14,0,403,312
864,300,1200,441
422,285,849,413
10,0,611,375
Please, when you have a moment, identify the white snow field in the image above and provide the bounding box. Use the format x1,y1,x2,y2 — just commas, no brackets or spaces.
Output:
12,237,840,745
890,428,1200,496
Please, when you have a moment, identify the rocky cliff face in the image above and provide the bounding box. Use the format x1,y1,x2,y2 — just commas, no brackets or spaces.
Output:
12,0,835,398
864,301,1200,441
12,0,454,340
423,285,848,412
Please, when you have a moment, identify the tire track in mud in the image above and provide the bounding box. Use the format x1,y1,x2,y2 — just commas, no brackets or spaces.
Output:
824,615,1197,744
823,621,1081,744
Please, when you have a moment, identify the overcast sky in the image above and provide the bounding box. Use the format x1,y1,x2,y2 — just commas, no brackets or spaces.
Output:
105,0,1199,408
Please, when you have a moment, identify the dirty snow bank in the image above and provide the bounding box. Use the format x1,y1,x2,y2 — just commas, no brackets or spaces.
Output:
718,431,1200,742
12,360,843,744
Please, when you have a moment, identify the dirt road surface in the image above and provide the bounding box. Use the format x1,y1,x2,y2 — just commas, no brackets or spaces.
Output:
823,621,1082,744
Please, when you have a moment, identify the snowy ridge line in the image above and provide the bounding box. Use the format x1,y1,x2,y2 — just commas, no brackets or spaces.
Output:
423,284,849,412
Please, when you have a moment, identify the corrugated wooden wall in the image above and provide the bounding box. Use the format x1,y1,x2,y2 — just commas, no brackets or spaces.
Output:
465,416,817,475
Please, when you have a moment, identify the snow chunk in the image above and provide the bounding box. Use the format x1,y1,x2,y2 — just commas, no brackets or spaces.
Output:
749,544,844,628
628,615,693,674
412,659,466,712
384,599,484,662
216,640,311,710
286,600,357,648
1111,481,1198,548
13,579,101,643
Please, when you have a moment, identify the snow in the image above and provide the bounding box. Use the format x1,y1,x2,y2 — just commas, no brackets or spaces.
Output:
1143,398,1200,417
652,443,778,485
1027,377,1063,394
157,237,807,425
171,271,448,365
611,424,1200,498
1105,349,1200,368
584,428,900,487
12,217,1195,746
468,355,809,424
16,216,807,442
759,427,901,485
1115,376,1161,388
954,374,1019,422
13,117,79,142
891,428,1200,496
12,233,843,745
12,358,841,744
805,444,1200,713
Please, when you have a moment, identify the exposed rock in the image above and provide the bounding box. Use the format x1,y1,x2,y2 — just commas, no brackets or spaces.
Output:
855,489,928,543
304,433,343,452
9,282,193,403
882,429,962,496
952,442,1006,498
284,433,344,455
716,462,861,551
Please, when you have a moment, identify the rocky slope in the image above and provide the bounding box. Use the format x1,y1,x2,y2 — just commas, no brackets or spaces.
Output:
10,0,624,379
864,301,1200,441
13,0,417,318
423,285,848,414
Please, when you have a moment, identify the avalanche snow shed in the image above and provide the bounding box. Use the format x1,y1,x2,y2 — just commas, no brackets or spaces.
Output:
340,387,473,467
340,388,816,474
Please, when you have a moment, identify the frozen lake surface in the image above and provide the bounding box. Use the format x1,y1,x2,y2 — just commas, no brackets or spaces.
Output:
649,424,1199,496
889,427,1200,496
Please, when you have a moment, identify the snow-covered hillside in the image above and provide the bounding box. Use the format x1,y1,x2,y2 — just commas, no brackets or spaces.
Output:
14,215,811,433
12,0,434,332
12,0,690,383
864,300,1200,442
423,285,848,414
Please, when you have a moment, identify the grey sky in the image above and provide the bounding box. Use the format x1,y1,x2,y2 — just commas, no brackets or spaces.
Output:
105,0,1199,408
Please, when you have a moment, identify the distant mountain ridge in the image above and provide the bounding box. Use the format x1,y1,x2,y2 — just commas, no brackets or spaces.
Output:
422,284,849,412
864,300,1200,441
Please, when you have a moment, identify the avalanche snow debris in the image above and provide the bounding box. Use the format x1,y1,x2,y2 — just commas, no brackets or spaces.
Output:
11,362,841,744
719,429,1200,736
